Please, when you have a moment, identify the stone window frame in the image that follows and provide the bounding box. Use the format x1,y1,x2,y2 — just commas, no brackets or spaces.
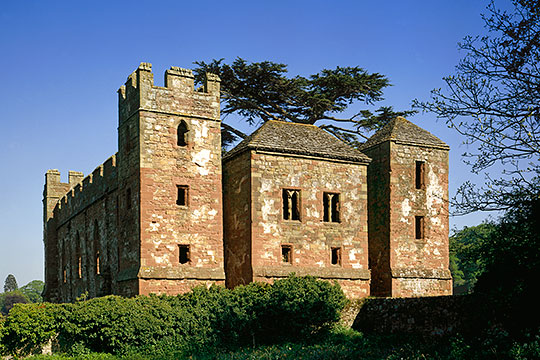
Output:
281,244,293,264
415,215,425,240
415,160,426,190
176,120,189,147
178,244,191,265
322,191,341,223
176,185,189,207
281,187,302,222
330,246,342,266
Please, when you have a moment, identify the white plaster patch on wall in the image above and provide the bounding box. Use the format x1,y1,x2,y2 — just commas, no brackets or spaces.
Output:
261,222,280,236
349,249,360,261
306,206,320,219
194,122,209,140
151,252,170,265
430,216,441,226
426,166,444,219
261,198,275,221
401,198,411,223
166,244,176,252
149,222,160,232
260,178,273,193
192,149,211,176
316,260,324,267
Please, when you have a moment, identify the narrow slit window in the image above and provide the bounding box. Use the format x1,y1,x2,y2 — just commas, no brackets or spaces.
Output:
415,161,425,189
323,192,340,223
177,121,188,147
94,221,100,275
415,216,425,239
96,251,101,275
63,268,67,283
281,245,292,264
331,247,342,266
282,189,301,221
179,244,191,264
176,185,189,206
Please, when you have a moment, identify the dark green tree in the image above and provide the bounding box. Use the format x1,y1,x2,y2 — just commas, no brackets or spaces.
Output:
19,280,44,303
3,274,18,293
449,223,497,293
193,58,414,148
473,199,540,335
415,0,540,214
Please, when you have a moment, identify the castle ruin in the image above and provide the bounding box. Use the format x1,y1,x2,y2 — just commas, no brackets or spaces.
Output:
43,63,452,302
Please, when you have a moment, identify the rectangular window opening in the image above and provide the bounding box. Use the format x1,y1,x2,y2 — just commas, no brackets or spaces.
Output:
415,161,425,189
415,216,425,239
176,185,189,206
331,247,342,266
179,244,191,264
282,189,301,221
281,245,292,264
323,192,340,223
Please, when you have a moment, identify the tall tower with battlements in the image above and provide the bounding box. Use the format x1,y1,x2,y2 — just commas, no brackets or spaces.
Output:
43,63,225,302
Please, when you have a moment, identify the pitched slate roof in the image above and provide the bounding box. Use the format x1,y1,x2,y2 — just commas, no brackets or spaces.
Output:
223,120,371,163
360,117,449,150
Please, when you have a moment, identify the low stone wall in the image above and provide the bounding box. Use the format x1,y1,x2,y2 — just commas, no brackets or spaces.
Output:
352,295,478,337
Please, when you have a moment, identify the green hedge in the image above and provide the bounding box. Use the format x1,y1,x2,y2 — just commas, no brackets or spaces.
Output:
0,275,347,357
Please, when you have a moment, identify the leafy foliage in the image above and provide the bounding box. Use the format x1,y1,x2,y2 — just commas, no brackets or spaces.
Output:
0,276,346,357
19,280,44,303
1,303,66,357
3,274,18,292
473,199,540,336
0,291,29,315
415,0,540,214
449,223,497,293
193,58,414,148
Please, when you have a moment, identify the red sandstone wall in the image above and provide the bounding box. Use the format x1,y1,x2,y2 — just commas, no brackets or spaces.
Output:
223,150,253,288
126,64,225,294
248,151,370,298
388,142,452,296
362,142,392,297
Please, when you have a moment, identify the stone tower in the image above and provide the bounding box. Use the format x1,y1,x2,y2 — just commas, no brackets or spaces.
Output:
361,117,452,297
116,63,225,295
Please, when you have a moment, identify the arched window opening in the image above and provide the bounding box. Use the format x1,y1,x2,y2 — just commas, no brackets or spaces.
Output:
177,121,188,147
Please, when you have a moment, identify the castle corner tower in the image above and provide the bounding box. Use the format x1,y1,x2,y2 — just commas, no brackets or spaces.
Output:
361,117,452,297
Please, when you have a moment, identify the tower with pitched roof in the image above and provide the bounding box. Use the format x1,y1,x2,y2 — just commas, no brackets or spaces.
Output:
361,117,452,297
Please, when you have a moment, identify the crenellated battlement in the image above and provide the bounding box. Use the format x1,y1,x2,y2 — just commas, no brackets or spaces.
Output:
117,62,221,124
52,154,118,225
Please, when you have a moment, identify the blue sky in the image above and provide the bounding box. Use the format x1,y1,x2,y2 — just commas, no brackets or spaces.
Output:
0,0,500,286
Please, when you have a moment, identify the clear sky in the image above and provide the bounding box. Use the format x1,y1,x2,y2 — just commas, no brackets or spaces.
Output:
0,0,500,286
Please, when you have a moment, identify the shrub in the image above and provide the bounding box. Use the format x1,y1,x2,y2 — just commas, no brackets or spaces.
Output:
257,275,347,343
0,313,5,355
1,302,65,357
2,275,347,356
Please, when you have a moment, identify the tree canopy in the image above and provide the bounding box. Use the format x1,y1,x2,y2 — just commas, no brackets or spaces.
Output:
193,58,414,148
3,275,17,293
415,0,540,214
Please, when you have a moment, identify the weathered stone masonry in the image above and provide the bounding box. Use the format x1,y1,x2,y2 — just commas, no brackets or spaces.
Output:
43,63,452,302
